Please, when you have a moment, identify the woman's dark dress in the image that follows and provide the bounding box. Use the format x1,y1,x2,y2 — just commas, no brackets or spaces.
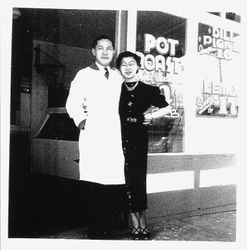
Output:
119,81,168,213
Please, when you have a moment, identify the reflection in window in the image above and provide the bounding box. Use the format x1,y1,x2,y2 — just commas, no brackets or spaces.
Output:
136,11,186,153
30,9,117,108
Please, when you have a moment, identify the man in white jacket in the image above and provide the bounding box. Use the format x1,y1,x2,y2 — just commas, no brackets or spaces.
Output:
66,35,126,239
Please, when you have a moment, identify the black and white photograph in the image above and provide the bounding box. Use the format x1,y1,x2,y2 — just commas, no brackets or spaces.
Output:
1,1,245,250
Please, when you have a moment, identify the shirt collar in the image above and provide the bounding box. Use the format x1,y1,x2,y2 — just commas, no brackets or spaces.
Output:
89,62,100,70
95,61,110,71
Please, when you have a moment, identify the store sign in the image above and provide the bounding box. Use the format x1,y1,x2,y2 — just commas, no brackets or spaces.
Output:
136,33,184,120
196,23,239,117
198,25,239,60
136,34,183,77
196,81,238,116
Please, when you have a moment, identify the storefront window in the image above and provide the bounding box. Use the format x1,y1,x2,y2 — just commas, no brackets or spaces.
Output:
45,9,117,107
136,11,186,153
29,9,119,139
196,23,240,117
29,9,117,108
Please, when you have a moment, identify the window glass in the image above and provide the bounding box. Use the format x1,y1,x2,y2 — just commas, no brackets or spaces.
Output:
136,11,186,153
36,9,117,108
28,8,118,141
208,12,241,23
225,12,241,23
13,8,117,110
208,12,221,17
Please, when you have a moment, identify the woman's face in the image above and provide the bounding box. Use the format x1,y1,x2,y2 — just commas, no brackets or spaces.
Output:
119,57,139,81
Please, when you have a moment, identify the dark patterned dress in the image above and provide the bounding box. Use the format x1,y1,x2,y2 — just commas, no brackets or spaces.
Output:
119,81,168,213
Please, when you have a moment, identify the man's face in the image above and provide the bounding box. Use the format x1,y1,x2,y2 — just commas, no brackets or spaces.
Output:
92,39,115,67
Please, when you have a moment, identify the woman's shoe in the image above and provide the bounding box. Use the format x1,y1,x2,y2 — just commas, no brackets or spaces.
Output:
130,226,141,240
139,226,151,240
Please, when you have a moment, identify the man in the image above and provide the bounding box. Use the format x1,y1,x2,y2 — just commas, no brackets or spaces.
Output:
66,35,126,239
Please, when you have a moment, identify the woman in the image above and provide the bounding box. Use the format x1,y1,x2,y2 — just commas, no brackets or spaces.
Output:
116,51,171,240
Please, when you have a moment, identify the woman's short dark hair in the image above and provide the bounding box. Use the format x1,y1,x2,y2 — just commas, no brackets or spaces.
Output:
116,51,141,69
93,35,114,49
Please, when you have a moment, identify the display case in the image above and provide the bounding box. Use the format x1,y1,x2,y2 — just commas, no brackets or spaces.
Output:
31,108,80,179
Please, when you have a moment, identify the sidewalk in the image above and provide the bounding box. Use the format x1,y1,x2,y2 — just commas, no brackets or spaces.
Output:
44,210,236,241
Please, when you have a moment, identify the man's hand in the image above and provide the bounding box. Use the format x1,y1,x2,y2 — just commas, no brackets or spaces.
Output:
78,119,86,130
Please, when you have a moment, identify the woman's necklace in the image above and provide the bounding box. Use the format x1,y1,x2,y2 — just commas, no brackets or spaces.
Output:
124,81,139,91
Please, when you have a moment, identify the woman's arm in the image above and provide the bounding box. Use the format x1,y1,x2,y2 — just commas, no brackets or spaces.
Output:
143,105,171,125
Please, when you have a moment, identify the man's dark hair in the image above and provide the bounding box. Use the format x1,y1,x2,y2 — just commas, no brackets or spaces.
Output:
93,35,114,49
116,51,141,69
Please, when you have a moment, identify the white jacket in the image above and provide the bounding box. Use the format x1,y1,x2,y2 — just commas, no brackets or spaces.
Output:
66,63,125,184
